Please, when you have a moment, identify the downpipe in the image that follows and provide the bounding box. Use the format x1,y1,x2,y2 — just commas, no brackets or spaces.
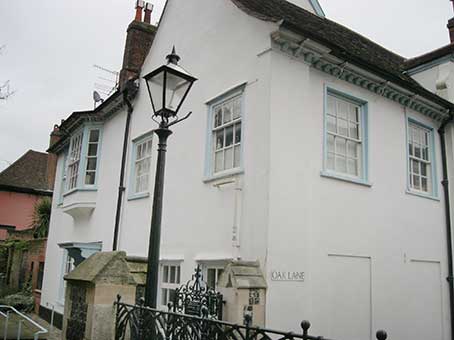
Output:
112,85,134,251
438,114,454,340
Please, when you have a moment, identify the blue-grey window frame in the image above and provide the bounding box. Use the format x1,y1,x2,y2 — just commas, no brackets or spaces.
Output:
204,84,246,182
405,117,439,200
321,86,370,186
63,123,103,195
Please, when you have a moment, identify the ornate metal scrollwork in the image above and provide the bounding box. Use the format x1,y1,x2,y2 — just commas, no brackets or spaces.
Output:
171,265,223,320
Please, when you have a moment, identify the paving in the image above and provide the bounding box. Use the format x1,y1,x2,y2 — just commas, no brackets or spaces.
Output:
0,313,61,340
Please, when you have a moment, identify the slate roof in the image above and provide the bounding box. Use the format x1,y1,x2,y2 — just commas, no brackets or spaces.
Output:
0,150,51,193
404,43,454,70
231,0,454,110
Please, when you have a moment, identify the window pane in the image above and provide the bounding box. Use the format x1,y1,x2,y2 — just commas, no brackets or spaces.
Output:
414,145,421,158
336,156,347,173
349,122,359,139
215,151,223,172
225,148,233,169
225,126,234,147
327,153,335,170
215,131,224,150
169,289,176,305
233,98,241,119
347,159,358,176
347,141,357,158
335,138,346,156
170,266,176,283
327,134,335,153
421,163,427,176
223,105,232,123
338,119,348,137
412,160,420,175
348,106,359,122
87,158,97,171
234,124,241,144
327,96,336,116
176,266,180,284
161,289,168,306
163,266,169,283
234,145,241,168
327,115,336,133
422,147,429,161
421,177,428,192
85,172,96,185
413,175,421,190
214,108,222,127
409,143,413,156
337,101,348,119
89,130,100,143
207,269,216,289
88,144,98,156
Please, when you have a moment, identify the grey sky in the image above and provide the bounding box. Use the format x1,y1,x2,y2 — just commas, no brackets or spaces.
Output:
0,0,452,171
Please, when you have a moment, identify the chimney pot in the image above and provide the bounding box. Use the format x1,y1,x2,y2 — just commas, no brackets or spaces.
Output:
135,0,145,21
144,3,153,24
448,17,454,43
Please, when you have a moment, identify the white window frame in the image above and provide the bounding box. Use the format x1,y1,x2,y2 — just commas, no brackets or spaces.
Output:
322,87,369,186
199,262,226,290
158,262,182,309
129,132,153,200
205,86,245,181
406,118,438,199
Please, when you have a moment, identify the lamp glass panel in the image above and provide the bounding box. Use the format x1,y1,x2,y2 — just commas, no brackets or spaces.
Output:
146,71,165,113
165,72,191,112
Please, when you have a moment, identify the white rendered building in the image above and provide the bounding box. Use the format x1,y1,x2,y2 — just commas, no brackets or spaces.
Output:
41,1,454,339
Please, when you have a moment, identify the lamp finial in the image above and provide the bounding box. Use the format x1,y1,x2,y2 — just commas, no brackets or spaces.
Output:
166,46,181,65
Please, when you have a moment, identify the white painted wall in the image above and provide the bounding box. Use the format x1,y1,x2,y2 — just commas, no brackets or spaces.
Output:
42,1,452,339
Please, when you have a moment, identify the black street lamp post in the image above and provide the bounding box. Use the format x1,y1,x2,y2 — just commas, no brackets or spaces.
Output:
143,47,197,308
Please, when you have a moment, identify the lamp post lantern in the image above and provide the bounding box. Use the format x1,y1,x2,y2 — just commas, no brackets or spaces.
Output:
143,47,197,308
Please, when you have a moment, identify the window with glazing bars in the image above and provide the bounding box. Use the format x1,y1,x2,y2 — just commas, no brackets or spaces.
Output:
160,264,181,307
67,132,83,190
133,138,153,194
408,122,432,193
212,95,242,173
326,94,363,177
85,129,100,185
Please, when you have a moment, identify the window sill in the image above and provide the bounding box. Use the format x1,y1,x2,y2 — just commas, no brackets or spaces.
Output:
203,168,244,184
128,192,150,201
63,187,97,197
405,189,440,202
320,170,372,187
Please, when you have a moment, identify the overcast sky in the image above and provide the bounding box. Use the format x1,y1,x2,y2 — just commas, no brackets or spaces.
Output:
0,0,452,171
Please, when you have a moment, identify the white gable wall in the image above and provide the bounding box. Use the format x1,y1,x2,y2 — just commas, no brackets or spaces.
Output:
266,48,450,338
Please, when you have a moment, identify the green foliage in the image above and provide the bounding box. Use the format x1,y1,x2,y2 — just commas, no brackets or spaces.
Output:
1,239,29,251
30,197,51,239
0,280,33,312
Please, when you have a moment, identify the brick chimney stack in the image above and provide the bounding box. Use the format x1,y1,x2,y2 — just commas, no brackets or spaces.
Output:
449,0,454,43
118,1,157,88
47,125,61,190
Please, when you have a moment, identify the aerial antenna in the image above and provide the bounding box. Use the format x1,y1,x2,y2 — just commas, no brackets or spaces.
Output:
92,64,119,104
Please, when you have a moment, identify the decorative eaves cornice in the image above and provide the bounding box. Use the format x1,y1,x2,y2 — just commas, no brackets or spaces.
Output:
271,30,451,122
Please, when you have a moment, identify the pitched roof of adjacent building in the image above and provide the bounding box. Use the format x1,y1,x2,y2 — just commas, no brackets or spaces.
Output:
404,43,454,71
231,0,454,110
0,150,52,194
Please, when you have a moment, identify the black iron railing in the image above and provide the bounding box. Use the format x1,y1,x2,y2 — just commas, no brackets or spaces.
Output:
114,295,388,340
